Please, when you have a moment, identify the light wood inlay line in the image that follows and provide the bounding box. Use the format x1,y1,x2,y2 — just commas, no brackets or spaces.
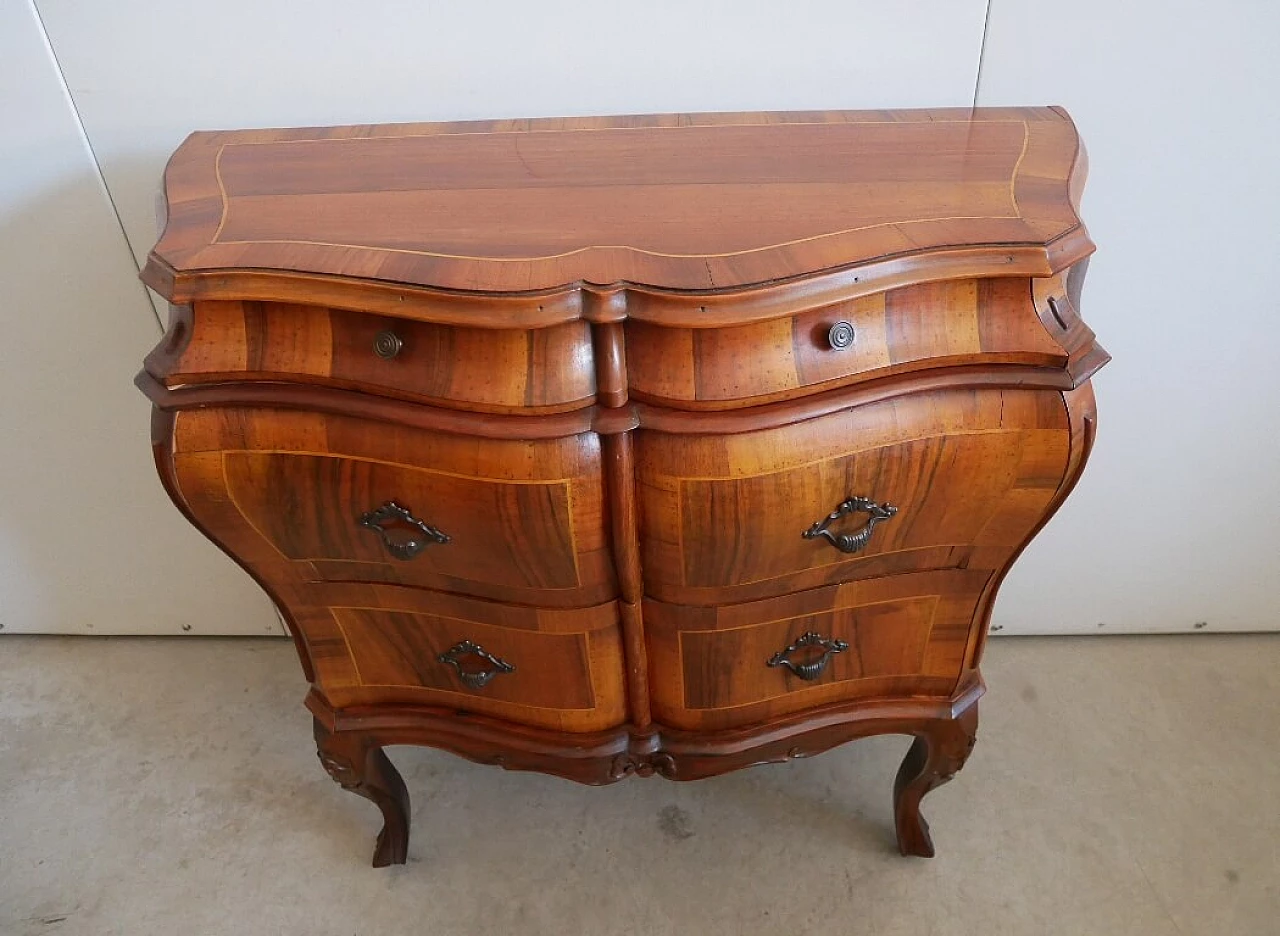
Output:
220,449,582,486
298,562,585,590
212,143,230,243
330,613,599,711
326,605,607,634
210,216,1027,262
1010,121,1031,209
668,593,947,637
332,607,363,686
664,426,1054,482
675,629,936,713
666,547,971,591
208,121,1031,260
212,454,291,564
209,118,1027,146
214,451,585,587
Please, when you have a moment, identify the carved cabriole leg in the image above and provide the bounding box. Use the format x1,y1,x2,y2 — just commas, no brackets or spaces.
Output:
314,719,410,867
893,701,979,858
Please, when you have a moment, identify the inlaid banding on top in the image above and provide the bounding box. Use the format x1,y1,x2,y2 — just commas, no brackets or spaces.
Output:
146,108,1090,296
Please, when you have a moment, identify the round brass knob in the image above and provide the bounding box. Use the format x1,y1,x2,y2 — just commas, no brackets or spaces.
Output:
827,321,855,350
373,330,403,359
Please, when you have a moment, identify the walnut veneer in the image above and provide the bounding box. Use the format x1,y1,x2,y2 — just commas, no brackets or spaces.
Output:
138,108,1106,866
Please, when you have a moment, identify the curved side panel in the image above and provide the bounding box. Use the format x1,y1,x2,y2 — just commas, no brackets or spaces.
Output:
964,382,1099,671
149,406,316,682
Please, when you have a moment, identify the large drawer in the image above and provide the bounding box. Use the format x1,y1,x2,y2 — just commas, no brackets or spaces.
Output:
154,300,596,414
169,407,616,606
297,584,628,732
636,387,1069,605
625,280,1065,409
646,568,990,731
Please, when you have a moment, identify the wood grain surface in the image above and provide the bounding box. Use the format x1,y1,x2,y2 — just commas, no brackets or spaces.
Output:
149,300,595,414
144,108,1092,299
170,407,616,607
636,387,1069,605
297,584,627,733
139,111,1108,864
626,278,1066,408
646,569,989,731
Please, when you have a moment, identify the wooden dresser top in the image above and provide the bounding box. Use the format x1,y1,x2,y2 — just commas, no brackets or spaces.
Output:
143,107,1092,303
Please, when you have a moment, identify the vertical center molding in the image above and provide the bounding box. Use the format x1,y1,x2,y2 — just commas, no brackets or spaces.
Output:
588,294,629,407
587,290,652,729
603,433,651,730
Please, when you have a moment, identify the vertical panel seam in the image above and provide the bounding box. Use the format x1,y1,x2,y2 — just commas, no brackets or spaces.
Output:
973,0,994,107
28,0,160,330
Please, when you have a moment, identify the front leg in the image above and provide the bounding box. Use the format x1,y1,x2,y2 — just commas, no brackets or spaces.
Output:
892,701,978,857
314,719,411,867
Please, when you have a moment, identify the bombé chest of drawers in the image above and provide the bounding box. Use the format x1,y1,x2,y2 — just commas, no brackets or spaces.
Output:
138,108,1106,866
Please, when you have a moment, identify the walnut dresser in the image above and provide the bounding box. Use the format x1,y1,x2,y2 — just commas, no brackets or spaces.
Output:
137,108,1107,866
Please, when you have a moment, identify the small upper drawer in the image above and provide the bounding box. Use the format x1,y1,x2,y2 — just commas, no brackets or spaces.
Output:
151,300,596,414
625,279,1066,409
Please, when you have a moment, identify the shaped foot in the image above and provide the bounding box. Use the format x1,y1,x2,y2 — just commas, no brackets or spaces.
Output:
314,719,410,866
892,702,978,857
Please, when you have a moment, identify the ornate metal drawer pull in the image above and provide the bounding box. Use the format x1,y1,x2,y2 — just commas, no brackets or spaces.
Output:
358,501,450,560
438,640,515,689
767,631,849,681
802,495,898,554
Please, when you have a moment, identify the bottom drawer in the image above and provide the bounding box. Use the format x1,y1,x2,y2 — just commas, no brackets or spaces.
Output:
295,584,628,733
645,569,989,731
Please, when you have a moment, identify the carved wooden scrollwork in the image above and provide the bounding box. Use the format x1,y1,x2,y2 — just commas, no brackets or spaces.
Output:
318,750,361,790
609,752,678,780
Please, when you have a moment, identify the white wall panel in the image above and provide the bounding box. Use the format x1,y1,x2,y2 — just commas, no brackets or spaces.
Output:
979,0,1280,632
0,0,280,634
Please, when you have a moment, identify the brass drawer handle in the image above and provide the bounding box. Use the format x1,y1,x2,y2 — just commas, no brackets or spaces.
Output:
438,640,515,689
767,631,849,681
373,330,403,359
827,321,855,350
803,495,898,554
358,501,450,560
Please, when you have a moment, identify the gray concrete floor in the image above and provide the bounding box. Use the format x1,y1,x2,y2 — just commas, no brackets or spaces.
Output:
1,634,1276,936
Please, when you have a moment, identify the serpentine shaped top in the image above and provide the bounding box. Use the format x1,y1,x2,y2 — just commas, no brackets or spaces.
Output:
142,107,1092,323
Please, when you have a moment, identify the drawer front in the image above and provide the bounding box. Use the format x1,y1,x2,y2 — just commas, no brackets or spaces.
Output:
161,300,596,413
298,584,627,732
626,280,1064,408
646,569,989,731
170,407,616,606
637,387,1069,605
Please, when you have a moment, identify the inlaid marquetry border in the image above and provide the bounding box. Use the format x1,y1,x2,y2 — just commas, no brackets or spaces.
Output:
209,120,1030,262
675,593,943,712
217,449,585,588
328,606,601,712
